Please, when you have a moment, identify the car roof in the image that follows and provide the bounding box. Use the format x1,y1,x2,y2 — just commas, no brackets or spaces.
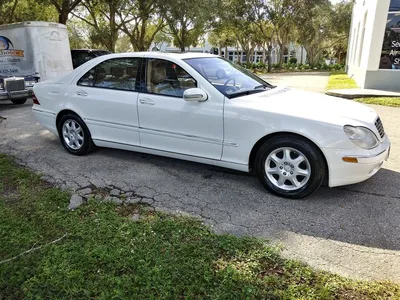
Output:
71,49,110,52
97,51,219,60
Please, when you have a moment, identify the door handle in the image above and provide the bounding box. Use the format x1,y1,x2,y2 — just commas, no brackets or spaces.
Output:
139,98,155,105
76,90,88,96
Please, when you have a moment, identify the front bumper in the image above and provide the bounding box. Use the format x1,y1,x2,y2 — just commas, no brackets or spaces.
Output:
0,89,33,101
324,136,391,187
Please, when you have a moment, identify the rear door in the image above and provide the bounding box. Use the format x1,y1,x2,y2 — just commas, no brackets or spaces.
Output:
70,57,142,146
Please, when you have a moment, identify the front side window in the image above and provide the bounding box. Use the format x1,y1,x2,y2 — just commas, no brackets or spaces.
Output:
77,58,140,91
185,57,274,98
146,59,197,97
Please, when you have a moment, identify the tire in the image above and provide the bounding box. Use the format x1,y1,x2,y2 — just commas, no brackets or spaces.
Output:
57,113,95,155
216,69,226,79
255,135,326,199
11,98,27,105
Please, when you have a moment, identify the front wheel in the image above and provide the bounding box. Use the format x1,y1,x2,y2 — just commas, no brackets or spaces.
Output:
255,136,326,199
11,98,27,105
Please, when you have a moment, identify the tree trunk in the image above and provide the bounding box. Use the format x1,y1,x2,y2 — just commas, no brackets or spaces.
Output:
58,11,69,24
301,46,304,64
267,45,272,73
277,42,284,68
225,45,228,59
246,49,251,66
262,48,266,65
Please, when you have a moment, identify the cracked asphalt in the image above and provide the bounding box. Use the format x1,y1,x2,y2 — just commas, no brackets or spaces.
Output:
1,73,399,282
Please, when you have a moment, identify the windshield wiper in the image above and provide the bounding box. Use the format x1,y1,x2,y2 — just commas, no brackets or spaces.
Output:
254,84,269,90
228,89,265,99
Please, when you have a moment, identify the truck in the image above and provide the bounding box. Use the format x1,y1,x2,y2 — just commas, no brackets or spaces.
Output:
0,21,73,105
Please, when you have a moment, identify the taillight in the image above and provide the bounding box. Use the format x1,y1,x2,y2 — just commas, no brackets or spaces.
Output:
32,92,40,105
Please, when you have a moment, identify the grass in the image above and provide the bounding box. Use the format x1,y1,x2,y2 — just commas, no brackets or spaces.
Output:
355,97,400,107
326,71,358,90
327,71,400,107
1,153,400,299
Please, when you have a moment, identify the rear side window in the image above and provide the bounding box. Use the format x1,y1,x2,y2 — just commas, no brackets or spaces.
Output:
77,58,141,92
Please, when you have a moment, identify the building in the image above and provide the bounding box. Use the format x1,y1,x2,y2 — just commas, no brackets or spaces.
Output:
152,41,307,65
347,0,400,90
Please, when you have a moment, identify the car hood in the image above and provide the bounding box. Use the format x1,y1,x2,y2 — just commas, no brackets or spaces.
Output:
236,87,378,127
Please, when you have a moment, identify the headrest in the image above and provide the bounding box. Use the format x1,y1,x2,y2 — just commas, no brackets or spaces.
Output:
96,67,106,81
126,66,137,77
151,62,166,84
111,67,124,78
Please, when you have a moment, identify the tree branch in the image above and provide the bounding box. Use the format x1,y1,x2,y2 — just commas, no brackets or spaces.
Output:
0,234,68,265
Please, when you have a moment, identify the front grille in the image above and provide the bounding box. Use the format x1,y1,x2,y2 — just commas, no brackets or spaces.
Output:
375,117,385,139
3,78,25,92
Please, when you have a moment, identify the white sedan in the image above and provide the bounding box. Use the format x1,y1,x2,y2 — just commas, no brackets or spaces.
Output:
32,52,390,199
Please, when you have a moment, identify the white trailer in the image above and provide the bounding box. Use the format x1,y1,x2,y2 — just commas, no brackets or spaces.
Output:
0,21,73,104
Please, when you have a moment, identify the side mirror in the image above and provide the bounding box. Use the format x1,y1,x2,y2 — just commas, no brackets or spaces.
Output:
183,88,208,102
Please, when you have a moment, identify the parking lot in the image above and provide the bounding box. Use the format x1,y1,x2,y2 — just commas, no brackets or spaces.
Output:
1,75,399,282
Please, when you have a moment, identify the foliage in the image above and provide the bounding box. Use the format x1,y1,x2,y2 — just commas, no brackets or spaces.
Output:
0,0,57,25
289,57,297,64
158,0,215,52
118,0,165,51
72,0,132,52
48,0,83,24
1,153,400,299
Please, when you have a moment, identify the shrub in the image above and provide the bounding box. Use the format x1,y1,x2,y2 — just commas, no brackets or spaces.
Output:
321,63,329,70
289,57,298,64
272,63,281,69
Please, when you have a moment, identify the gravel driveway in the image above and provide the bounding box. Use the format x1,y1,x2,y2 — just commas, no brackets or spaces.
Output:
1,74,399,282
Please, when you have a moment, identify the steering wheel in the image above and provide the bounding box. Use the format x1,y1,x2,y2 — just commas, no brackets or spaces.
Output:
224,76,236,87
223,76,239,93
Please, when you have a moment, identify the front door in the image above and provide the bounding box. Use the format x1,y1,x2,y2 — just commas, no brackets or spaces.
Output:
137,58,224,160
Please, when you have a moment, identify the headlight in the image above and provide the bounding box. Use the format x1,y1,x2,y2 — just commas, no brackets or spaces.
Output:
343,125,379,149
25,80,36,87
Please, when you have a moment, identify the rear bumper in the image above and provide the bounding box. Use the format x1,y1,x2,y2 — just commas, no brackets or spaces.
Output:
0,89,32,101
32,107,58,136
324,136,391,187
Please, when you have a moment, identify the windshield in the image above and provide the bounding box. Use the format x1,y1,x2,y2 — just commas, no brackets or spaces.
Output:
184,57,275,98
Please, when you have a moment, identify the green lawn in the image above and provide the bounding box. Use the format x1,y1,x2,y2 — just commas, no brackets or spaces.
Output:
327,72,400,107
355,97,400,107
326,71,358,90
1,153,399,299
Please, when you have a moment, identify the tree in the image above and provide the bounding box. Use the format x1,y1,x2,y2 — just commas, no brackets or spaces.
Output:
159,0,214,52
247,0,276,71
328,0,354,64
48,0,83,24
68,19,91,49
118,0,165,51
208,22,237,58
152,30,172,50
0,0,57,25
0,0,19,24
73,0,133,52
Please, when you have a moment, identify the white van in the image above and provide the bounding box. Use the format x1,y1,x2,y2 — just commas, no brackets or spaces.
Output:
0,21,73,104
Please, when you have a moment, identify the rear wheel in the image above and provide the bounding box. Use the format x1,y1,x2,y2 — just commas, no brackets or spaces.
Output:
11,98,27,105
57,113,95,155
255,136,326,199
